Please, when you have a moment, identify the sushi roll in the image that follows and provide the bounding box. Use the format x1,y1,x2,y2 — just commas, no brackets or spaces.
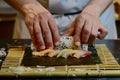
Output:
54,36,78,50
31,36,88,50
54,36,88,50
32,36,91,58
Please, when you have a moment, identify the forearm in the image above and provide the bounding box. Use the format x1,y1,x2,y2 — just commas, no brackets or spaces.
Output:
4,0,47,16
82,0,113,17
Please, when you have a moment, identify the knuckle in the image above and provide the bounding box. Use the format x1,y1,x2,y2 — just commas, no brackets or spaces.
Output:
35,31,40,35
39,14,44,20
52,27,57,31
25,19,34,27
76,15,84,21
78,14,84,19
48,14,53,19
43,29,50,34
84,29,89,35
91,33,97,38
25,19,31,26
101,27,108,35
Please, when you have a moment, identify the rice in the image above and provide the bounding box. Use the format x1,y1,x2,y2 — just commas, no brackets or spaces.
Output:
0,48,6,58
54,36,77,50
31,36,88,50
8,66,32,74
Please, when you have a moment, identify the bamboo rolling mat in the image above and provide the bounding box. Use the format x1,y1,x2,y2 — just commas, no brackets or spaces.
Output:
0,44,120,77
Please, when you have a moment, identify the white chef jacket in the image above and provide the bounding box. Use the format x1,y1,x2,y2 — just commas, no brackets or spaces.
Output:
13,0,117,39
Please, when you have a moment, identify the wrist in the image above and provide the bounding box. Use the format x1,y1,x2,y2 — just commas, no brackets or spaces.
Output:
82,4,101,17
22,3,49,16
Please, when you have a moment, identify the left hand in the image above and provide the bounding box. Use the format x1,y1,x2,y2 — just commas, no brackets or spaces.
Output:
65,11,108,46
23,3,60,50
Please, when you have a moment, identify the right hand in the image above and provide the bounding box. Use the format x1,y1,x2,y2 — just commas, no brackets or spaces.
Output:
65,11,108,46
23,3,60,50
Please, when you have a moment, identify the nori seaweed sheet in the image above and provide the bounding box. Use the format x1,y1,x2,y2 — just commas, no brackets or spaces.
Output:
21,45,101,66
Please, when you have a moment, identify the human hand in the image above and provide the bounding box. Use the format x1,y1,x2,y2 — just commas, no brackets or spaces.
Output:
23,4,60,50
65,11,108,46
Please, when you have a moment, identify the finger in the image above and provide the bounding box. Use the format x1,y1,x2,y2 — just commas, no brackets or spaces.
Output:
97,25,108,39
65,23,75,36
31,31,38,49
25,14,38,48
74,17,85,46
39,14,53,49
88,23,98,44
33,16,45,50
81,20,92,44
48,16,60,46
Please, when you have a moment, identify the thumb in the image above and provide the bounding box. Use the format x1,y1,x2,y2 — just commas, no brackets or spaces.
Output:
97,26,108,39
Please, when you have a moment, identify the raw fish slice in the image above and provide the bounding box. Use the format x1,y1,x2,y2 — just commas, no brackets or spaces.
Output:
32,49,54,56
73,51,85,58
62,50,80,58
81,50,91,57
48,50,61,57
57,49,72,58
73,50,91,58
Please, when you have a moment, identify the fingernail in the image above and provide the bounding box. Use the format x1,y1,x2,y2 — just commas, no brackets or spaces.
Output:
75,42,80,46
55,42,60,46
40,46,45,50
